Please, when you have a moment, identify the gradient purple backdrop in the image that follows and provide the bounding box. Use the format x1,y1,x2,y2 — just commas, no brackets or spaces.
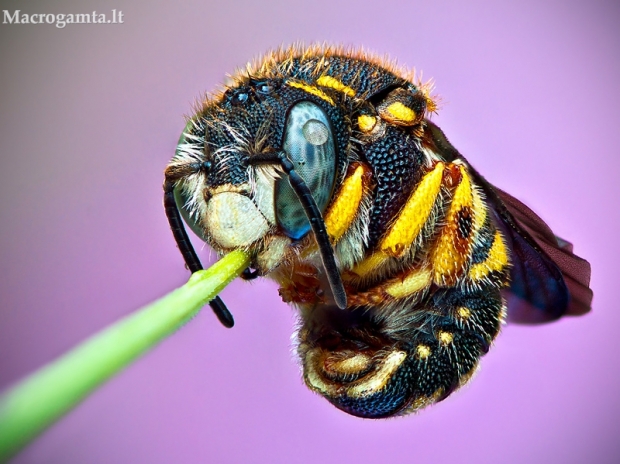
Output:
1,0,618,462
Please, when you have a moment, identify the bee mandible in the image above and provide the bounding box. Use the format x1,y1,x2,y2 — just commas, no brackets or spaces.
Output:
163,45,592,418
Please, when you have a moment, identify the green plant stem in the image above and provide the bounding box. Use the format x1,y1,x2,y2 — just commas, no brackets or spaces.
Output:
0,250,250,462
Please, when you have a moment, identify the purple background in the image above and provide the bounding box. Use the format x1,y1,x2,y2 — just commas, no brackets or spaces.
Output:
1,0,618,462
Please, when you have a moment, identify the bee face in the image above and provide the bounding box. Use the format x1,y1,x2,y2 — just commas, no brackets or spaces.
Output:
165,45,592,418
172,75,352,259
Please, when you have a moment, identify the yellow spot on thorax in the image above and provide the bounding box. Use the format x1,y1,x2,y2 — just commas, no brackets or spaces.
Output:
385,101,416,123
316,75,356,97
324,165,366,243
286,81,334,105
357,114,377,132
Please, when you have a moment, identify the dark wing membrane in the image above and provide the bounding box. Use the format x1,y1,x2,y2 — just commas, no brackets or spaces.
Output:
494,188,592,319
466,170,592,323
422,120,592,323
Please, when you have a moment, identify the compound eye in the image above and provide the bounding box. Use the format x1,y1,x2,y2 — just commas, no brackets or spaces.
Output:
275,101,337,240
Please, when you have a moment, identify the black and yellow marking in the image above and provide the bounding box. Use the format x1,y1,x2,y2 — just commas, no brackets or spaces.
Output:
431,166,475,285
351,162,445,278
286,81,335,105
316,75,356,97
469,230,510,281
357,114,377,133
324,163,369,243
178,45,521,419
376,87,426,126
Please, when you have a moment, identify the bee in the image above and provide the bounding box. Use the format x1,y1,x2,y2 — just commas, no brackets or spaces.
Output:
163,45,592,418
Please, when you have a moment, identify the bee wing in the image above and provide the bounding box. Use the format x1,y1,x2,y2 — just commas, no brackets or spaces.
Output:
468,169,592,323
493,187,592,320
423,120,592,323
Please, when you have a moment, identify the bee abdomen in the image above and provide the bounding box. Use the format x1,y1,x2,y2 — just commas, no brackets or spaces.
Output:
300,285,505,418
400,326,484,412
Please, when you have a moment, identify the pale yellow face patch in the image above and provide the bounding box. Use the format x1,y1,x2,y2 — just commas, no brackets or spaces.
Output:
205,192,269,248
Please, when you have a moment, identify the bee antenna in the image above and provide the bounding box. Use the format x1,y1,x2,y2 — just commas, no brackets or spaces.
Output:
276,153,348,309
163,169,235,328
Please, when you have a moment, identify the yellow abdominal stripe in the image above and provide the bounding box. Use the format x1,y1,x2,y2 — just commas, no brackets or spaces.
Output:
468,230,509,281
316,75,356,97
286,81,334,104
431,166,473,284
324,165,365,242
471,185,487,234
347,351,407,398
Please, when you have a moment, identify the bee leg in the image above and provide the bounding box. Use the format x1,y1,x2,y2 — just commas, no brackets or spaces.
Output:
248,151,347,309
163,166,235,328
277,153,348,309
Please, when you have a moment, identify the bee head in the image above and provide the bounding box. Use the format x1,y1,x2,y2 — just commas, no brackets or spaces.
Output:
169,77,351,258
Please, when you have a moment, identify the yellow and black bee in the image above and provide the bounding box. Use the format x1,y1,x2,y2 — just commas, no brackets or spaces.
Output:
163,45,592,418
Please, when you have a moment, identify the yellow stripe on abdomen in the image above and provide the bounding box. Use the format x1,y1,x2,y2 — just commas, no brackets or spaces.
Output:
468,230,510,281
